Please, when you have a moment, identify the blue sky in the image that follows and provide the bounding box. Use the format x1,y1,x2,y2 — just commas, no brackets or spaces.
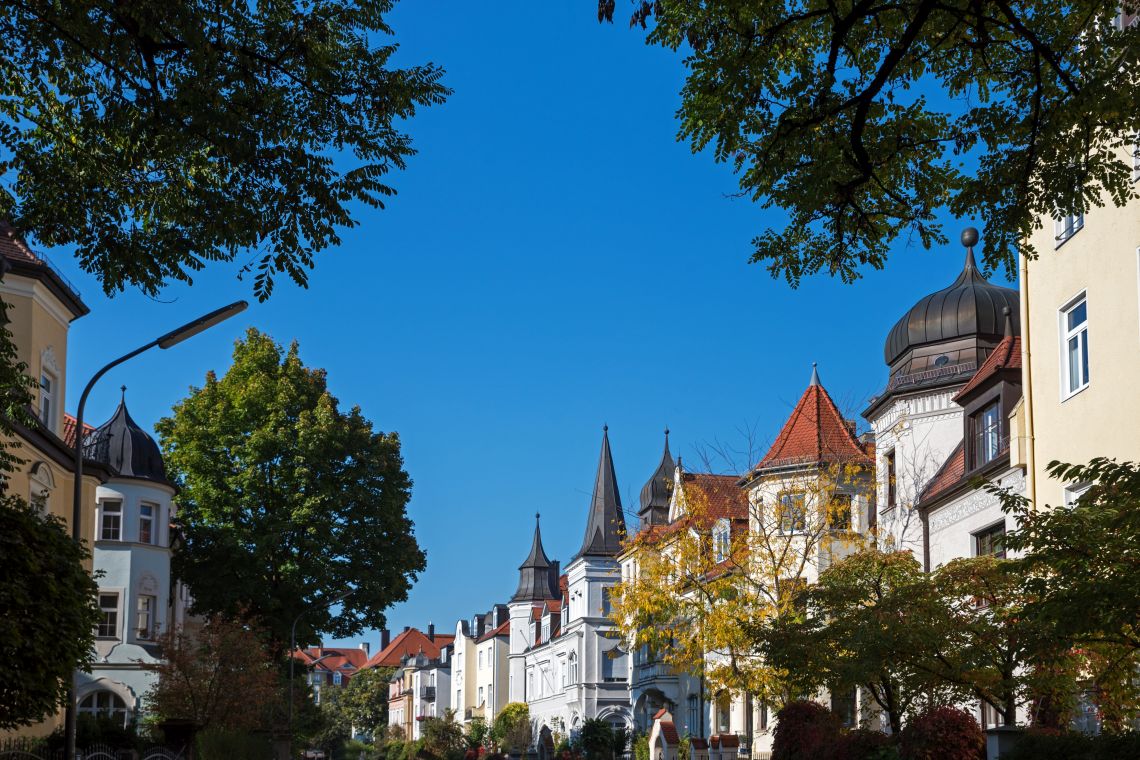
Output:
54,4,1013,650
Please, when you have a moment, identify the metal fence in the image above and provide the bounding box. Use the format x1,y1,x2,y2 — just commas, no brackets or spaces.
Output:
0,739,185,760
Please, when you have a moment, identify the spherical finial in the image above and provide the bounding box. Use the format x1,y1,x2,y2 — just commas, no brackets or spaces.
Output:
664,426,670,438
535,511,541,522
603,423,608,433
961,227,979,248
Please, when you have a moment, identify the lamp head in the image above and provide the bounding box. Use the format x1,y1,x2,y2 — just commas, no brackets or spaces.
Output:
157,301,248,349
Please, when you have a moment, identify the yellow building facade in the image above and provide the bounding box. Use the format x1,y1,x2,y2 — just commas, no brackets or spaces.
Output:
1019,152,1140,509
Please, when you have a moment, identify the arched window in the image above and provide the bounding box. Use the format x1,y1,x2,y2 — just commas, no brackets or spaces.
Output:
712,519,731,563
79,690,129,726
28,461,55,513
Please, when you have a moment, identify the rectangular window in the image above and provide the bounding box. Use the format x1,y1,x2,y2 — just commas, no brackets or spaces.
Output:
973,522,1006,559
759,699,768,731
602,649,628,682
478,650,483,668
601,586,613,617
1062,295,1090,398
713,520,731,562
98,593,119,638
885,450,897,508
828,494,852,530
778,492,806,533
541,620,550,642
687,695,698,733
100,501,122,541
136,594,155,639
831,687,857,728
981,701,1006,730
1055,212,1084,245
971,401,1002,468
139,503,156,544
38,371,54,425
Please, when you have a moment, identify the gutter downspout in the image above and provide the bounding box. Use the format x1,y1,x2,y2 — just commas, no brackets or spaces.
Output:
1020,249,1038,511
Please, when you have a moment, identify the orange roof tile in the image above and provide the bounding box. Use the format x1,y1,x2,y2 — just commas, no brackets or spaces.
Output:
755,379,871,470
62,414,95,449
294,646,371,672
364,629,455,669
476,620,509,643
954,336,1021,402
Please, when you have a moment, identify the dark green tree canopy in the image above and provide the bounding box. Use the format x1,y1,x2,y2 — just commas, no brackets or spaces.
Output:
157,328,425,656
0,496,99,728
602,0,1140,284
0,0,447,300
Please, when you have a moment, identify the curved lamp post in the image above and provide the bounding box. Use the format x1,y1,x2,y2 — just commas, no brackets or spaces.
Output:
288,588,355,752
63,301,248,760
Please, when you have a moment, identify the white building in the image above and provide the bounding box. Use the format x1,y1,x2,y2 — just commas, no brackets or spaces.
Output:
453,606,510,725
409,646,453,738
509,428,633,747
75,394,181,725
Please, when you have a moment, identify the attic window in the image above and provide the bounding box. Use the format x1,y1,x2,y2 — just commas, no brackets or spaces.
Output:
934,354,950,367
970,400,1002,469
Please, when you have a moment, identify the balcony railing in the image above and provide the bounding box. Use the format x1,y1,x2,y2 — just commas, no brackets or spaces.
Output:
419,685,436,701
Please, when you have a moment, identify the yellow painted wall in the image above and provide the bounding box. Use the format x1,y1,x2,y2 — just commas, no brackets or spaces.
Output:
1022,167,1140,508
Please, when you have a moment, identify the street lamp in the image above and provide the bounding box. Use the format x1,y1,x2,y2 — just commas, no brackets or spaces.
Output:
63,301,248,760
288,589,356,746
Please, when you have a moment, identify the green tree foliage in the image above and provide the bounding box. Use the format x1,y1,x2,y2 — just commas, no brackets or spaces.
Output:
156,328,425,656
995,458,1140,729
491,703,531,754
334,667,396,739
0,495,99,728
465,717,491,750
574,718,627,760
0,1,448,301
600,0,1140,283
420,710,466,760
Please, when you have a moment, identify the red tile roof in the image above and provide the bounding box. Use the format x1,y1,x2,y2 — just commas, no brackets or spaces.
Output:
681,473,748,521
62,414,96,448
0,221,40,263
294,646,371,672
954,336,1022,402
476,620,509,643
920,440,966,504
755,380,872,470
688,738,708,750
660,721,680,745
364,628,455,669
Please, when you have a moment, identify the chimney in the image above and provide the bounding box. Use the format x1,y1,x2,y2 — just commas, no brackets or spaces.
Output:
360,641,370,656
381,629,391,650
428,622,435,642
403,625,410,633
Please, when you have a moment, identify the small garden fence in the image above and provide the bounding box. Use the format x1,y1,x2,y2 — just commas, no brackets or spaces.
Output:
0,738,186,760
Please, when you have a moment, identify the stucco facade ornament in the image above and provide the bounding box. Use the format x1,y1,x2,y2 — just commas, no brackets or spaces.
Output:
929,470,1025,534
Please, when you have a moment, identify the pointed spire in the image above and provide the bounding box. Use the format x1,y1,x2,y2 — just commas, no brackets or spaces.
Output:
809,362,820,387
577,425,626,558
511,512,556,603
639,426,676,523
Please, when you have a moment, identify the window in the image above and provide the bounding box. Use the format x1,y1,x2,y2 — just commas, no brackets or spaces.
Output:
333,671,342,686
477,686,485,705
715,692,731,733
541,619,550,642
136,595,155,639
971,400,1002,468
601,648,628,682
1055,212,1084,245
778,492,806,533
974,522,1006,559
759,699,768,731
981,701,1006,730
687,694,698,732
79,691,129,727
601,586,613,617
527,669,534,700
478,650,484,668
100,501,122,541
828,494,852,530
38,371,55,425
831,687,857,728
567,652,578,685
712,519,731,562
1064,481,1092,508
885,450,897,508
560,657,568,686
97,593,119,638
139,503,156,544
1062,295,1090,397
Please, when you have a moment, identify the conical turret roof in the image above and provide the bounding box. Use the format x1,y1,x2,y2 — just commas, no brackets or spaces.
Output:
83,390,170,484
577,426,626,558
511,514,557,603
639,428,675,517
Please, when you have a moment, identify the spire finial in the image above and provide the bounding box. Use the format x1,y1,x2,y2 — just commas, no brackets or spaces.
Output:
535,511,541,523
1003,306,1013,338
603,423,608,433
120,385,127,400
809,362,820,387
961,227,980,273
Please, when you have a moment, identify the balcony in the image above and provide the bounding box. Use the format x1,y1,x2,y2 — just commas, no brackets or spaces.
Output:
419,685,436,701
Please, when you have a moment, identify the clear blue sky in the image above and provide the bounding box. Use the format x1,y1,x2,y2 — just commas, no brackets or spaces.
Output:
55,4,1013,650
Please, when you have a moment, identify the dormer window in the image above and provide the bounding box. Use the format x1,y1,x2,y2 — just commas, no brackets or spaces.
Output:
712,519,731,562
541,618,550,642
970,400,1002,469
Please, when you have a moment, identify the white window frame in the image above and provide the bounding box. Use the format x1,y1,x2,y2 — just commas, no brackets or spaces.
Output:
100,500,122,541
139,502,156,544
1055,212,1085,247
97,592,120,639
136,594,155,640
1060,292,1090,400
38,369,56,428
712,518,731,563
1064,481,1092,508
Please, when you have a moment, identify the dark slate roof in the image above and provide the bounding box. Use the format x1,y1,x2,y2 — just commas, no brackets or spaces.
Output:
638,429,675,515
884,241,1019,366
512,514,558,603
576,426,626,558
83,395,170,485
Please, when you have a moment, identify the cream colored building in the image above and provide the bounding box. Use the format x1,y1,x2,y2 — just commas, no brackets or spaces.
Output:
1019,152,1140,509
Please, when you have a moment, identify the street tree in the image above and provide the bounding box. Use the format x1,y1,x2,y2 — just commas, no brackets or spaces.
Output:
146,616,281,731
599,0,1140,283
156,328,425,657
325,666,395,739
491,703,532,754
0,496,99,728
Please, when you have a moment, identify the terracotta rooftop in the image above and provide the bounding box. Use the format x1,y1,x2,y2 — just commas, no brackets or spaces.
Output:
920,440,966,504
954,336,1022,402
754,369,872,471
364,628,455,669
294,646,370,673
475,620,510,644
62,414,96,449
0,221,40,263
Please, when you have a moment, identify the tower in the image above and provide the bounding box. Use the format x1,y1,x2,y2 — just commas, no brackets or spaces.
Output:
508,514,557,702
638,429,675,529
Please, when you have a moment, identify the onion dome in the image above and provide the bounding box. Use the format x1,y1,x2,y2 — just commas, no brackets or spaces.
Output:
883,228,1019,374
511,513,558,603
83,390,170,485
638,428,674,527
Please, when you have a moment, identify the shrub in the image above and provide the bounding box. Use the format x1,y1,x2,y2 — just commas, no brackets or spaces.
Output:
195,728,272,760
898,707,983,760
633,733,650,760
772,701,842,760
833,728,894,760
997,729,1140,760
